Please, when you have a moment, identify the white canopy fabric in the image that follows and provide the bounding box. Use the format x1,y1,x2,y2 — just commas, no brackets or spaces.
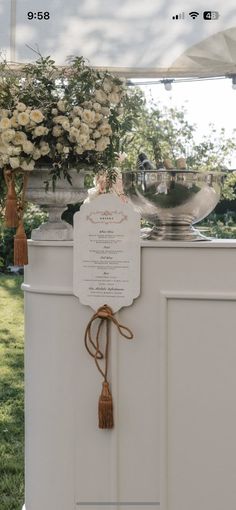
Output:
1,0,236,77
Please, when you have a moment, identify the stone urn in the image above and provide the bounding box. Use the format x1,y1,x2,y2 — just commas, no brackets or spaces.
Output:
26,167,91,240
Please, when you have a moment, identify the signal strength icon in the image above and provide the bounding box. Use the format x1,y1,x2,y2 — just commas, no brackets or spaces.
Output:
189,11,200,19
172,12,185,19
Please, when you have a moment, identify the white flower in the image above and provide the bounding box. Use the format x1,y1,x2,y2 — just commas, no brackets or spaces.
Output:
80,123,90,135
63,147,70,154
79,134,89,146
2,129,15,143
93,102,101,112
84,140,95,150
71,117,80,128
92,130,101,139
94,89,108,104
81,109,96,125
56,142,63,153
21,160,35,171
0,109,9,117
40,142,50,156
102,78,113,93
23,140,34,154
52,108,58,115
57,100,67,112
99,122,112,136
108,92,121,104
13,132,27,145
75,145,84,155
32,149,41,160
61,119,70,131
69,126,80,138
52,125,62,137
9,157,20,169
96,136,110,151
34,126,48,137
73,106,83,116
16,102,26,112
11,118,18,128
53,115,66,124
12,146,21,156
100,107,110,116
30,110,44,123
18,112,30,126
94,112,103,123
0,118,11,130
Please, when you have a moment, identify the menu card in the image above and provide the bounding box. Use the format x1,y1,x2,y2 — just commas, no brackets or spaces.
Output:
73,194,140,312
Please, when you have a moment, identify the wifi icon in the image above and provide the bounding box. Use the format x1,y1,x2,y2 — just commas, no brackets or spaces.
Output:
189,11,200,19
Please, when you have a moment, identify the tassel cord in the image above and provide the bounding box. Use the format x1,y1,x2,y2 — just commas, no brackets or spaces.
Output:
84,305,133,381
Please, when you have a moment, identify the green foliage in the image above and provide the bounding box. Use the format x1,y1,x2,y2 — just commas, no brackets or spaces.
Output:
0,275,24,510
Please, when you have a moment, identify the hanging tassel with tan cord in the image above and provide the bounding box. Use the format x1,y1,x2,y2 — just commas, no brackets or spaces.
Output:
14,172,29,266
84,304,133,429
4,170,19,228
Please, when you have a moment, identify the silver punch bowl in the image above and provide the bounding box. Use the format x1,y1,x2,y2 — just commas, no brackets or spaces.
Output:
122,170,225,241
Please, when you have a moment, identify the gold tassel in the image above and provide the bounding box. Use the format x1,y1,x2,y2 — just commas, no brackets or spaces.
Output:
98,381,114,429
4,175,19,228
14,219,28,266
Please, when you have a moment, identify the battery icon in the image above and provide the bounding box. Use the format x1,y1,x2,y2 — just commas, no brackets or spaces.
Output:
203,11,220,19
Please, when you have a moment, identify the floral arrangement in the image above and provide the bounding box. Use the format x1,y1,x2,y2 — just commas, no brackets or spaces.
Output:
0,54,143,265
0,55,141,179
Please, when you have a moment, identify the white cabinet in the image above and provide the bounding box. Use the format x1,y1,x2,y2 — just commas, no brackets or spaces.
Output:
23,240,236,510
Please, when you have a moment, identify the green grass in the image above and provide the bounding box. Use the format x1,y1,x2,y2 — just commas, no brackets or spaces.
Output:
0,275,24,510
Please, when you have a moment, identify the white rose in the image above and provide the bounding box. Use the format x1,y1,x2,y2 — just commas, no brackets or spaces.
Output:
23,140,34,154
100,107,110,116
2,129,16,143
21,160,35,171
96,136,110,151
52,108,58,115
69,126,80,138
1,154,9,165
9,157,20,169
34,126,48,137
108,92,121,104
72,117,81,128
84,140,95,150
94,112,102,123
57,100,67,112
12,146,21,156
79,134,89,146
73,106,83,116
80,123,90,135
40,142,50,156
10,118,18,128
16,102,27,112
53,115,66,124
52,125,62,137
61,119,70,131
75,145,84,155
81,109,96,125
92,130,101,139
93,102,101,112
30,110,44,123
99,122,112,136
0,118,11,130
94,89,108,104
63,147,70,154
18,112,30,126
32,149,41,160
56,142,63,153
13,132,27,145
0,109,9,117
102,78,113,93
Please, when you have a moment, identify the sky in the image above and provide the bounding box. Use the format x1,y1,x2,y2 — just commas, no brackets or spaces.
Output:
138,78,236,169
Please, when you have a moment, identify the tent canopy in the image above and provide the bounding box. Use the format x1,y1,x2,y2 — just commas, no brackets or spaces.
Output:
1,0,236,77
